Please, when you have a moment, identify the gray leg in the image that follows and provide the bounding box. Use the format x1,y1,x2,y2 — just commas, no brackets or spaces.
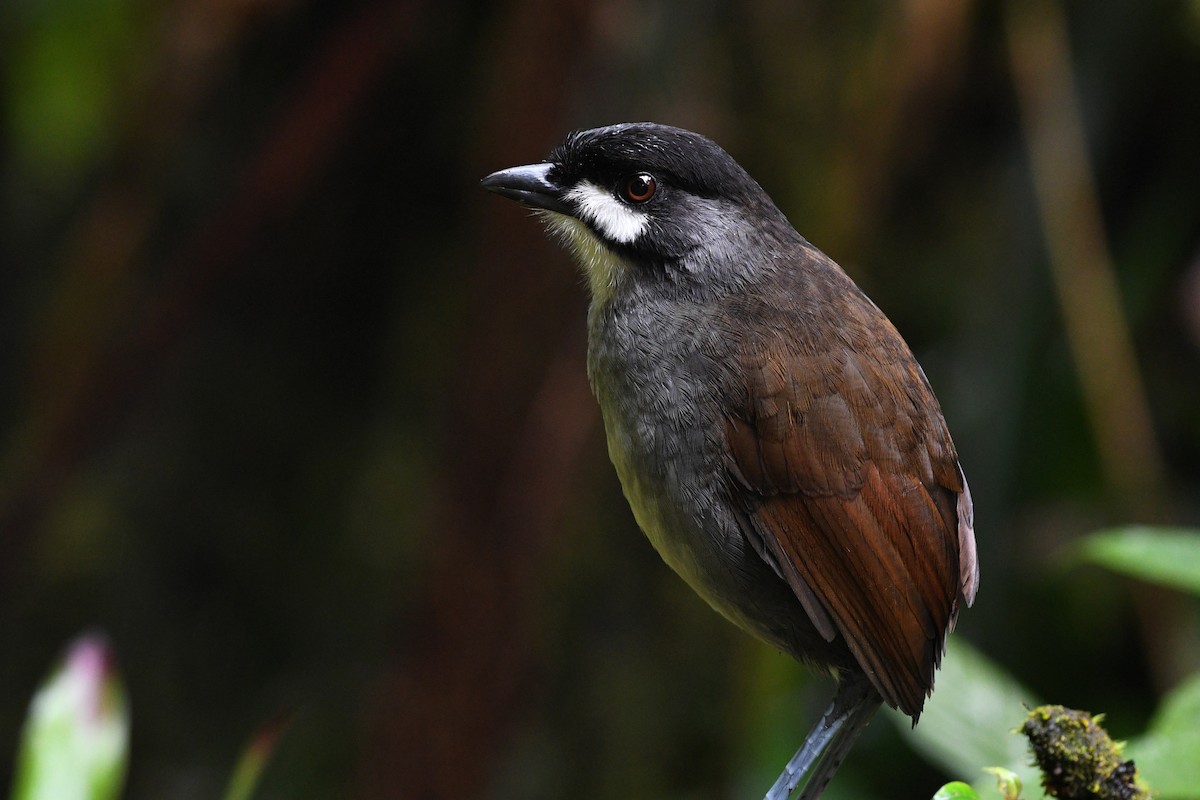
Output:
764,678,883,800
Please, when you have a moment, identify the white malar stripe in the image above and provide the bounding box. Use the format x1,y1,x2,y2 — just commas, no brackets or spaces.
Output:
564,182,650,245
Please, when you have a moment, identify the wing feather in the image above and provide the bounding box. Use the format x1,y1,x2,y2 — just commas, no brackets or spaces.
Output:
723,278,974,717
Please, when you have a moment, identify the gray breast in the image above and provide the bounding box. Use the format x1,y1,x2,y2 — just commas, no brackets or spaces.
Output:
585,295,807,651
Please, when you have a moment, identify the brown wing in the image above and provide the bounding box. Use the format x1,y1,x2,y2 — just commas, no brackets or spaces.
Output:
724,283,976,719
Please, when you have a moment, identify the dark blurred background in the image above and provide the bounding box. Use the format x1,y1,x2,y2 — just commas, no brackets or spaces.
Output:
2,1,1199,798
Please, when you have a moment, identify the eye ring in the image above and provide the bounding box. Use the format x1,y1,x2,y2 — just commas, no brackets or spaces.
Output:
621,173,657,204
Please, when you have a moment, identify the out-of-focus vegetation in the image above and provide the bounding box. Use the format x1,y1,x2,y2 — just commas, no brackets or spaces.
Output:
2,2,1199,798
12,636,127,800
908,527,1200,800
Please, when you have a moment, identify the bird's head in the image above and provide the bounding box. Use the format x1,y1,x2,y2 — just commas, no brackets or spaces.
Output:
481,122,796,305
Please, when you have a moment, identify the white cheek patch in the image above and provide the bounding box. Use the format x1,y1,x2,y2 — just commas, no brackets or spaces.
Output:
564,182,650,245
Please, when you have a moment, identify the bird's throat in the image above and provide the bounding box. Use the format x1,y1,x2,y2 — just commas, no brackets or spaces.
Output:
536,210,629,306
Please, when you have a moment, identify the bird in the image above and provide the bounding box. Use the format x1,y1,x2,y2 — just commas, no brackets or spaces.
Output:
481,122,978,800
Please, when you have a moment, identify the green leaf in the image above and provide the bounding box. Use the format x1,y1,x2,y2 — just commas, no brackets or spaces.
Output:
223,715,290,800
12,634,129,800
1147,670,1200,734
1126,672,1200,799
933,781,980,800
1075,527,1200,596
891,639,1046,800
983,766,1023,800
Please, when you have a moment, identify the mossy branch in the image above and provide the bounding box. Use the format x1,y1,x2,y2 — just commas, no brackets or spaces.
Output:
1020,705,1149,800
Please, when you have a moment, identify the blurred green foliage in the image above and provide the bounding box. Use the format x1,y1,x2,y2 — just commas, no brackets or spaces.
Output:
5,0,139,188
980,768,1022,800
908,528,1200,800
933,784,981,800
12,636,128,800
898,640,1046,800
1076,528,1200,597
1126,673,1200,799
2,1,1199,799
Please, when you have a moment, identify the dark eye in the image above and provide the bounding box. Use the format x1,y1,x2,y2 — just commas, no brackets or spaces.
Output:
621,173,657,204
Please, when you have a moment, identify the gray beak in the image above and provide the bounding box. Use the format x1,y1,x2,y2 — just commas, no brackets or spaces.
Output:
480,163,573,215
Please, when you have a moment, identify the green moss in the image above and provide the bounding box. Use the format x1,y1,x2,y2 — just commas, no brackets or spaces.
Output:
1020,705,1149,800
